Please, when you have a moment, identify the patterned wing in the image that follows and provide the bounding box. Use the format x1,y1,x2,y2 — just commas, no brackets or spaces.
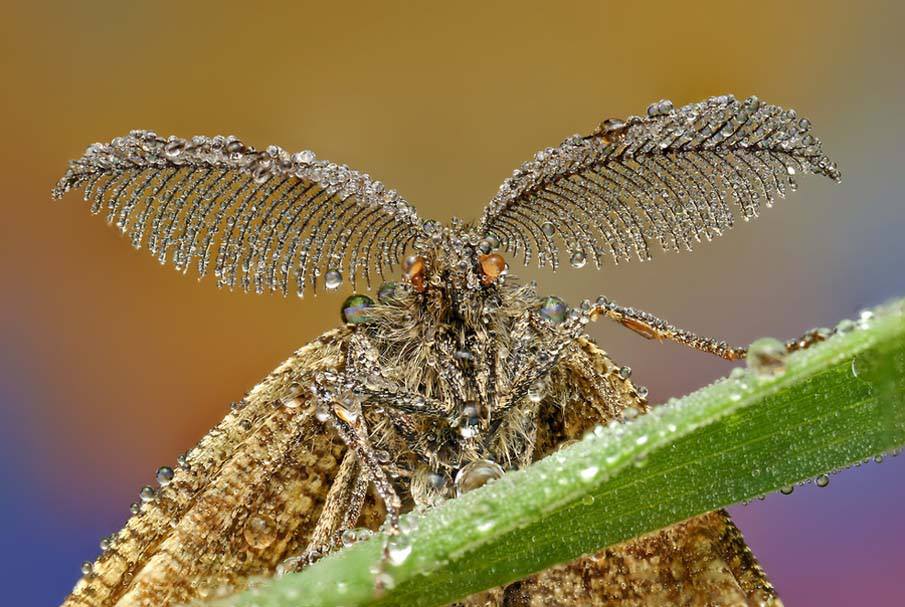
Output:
52,132,423,295
458,337,781,607
478,95,839,270
61,329,377,607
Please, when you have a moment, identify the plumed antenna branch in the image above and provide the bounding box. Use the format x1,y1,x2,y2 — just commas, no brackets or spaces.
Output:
478,95,840,270
53,132,423,296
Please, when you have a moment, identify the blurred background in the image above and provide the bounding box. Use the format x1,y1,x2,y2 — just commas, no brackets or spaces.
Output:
2,2,903,605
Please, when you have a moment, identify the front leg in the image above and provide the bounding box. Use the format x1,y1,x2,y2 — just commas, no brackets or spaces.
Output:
589,297,831,361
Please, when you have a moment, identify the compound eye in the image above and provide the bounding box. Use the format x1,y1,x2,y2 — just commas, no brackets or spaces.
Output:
403,254,427,292
478,253,506,286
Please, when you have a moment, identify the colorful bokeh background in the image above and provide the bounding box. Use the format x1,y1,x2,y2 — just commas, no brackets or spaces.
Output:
2,3,904,605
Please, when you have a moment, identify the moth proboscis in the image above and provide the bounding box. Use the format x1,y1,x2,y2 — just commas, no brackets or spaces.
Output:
52,95,840,607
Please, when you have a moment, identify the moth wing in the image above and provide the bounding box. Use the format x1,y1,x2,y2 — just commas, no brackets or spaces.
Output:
62,329,368,607
461,337,781,606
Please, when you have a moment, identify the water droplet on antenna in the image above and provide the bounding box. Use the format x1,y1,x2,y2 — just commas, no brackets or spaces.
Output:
324,269,343,290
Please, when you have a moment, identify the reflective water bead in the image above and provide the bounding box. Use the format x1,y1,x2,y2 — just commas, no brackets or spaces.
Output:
815,474,830,488
340,294,374,324
455,459,505,496
334,393,362,424
244,514,277,549
618,366,632,380
599,118,628,143
387,535,413,566
780,485,794,495
835,318,856,334
569,251,587,268
81,561,94,576
539,296,567,324
541,221,556,237
139,485,156,502
156,466,174,486
324,269,343,290
341,528,358,546
746,337,788,377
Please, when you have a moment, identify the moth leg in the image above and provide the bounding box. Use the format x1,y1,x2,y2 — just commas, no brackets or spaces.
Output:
589,297,832,361
282,449,370,571
494,310,590,418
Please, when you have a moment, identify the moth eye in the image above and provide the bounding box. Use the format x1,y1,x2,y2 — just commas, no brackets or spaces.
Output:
341,294,375,324
403,254,427,293
479,253,506,286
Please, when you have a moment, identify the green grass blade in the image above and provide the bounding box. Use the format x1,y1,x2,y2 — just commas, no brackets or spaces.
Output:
217,299,905,607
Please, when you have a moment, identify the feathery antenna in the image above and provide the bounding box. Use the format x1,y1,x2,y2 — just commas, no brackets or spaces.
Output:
52,132,423,296
478,95,840,270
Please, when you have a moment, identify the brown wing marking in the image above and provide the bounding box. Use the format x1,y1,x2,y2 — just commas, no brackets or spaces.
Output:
61,328,376,607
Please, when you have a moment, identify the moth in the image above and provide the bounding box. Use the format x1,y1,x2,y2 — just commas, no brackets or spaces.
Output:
53,95,839,607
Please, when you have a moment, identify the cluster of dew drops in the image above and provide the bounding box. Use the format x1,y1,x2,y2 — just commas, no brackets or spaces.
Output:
735,307,901,503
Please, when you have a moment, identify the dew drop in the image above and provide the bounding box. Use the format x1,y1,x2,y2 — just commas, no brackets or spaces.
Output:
618,366,632,380
539,296,567,324
455,459,505,496
835,318,856,334
746,337,788,377
164,139,185,158
156,466,174,486
244,514,277,549
375,572,396,590
333,393,362,424
81,561,93,576
851,358,859,377
139,486,156,502
387,536,413,566
324,269,343,290
815,474,830,488
579,465,599,482
780,485,794,495
599,118,627,143
476,519,495,533
340,294,374,324
569,251,587,269
341,529,358,546
541,222,556,237
130,502,141,514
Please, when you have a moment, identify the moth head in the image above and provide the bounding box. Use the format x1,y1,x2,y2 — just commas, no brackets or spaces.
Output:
399,218,508,300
